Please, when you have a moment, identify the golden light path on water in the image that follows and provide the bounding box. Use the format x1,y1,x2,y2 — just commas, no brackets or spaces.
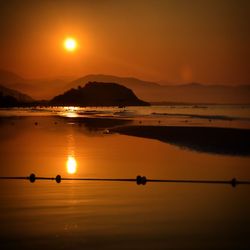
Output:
66,121,78,175
66,155,77,174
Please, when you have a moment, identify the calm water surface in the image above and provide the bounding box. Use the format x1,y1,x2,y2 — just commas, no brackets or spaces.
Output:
0,107,250,249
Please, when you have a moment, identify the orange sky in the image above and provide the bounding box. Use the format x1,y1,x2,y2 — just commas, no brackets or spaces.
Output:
0,0,249,84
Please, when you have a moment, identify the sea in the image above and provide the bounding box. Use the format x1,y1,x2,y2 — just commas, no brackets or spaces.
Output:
0,105,250,249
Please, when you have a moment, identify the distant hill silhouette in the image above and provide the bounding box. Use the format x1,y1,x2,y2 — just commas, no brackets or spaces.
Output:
0,85,33,107
68,74,160,89
68,74,250,104
1,69,250,104
50,82,150,106
0,69,70,100
0,69,26,84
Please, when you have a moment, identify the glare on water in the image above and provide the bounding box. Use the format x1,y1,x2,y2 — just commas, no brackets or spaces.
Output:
66,155,77,174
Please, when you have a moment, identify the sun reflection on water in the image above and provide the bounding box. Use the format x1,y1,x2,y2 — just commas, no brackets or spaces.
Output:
62,106,79,118
67,155,77,174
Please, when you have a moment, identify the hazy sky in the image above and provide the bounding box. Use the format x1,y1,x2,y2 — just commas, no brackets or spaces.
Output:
0,0,249,84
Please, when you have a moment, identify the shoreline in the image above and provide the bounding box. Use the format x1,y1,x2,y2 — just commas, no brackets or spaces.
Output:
1,114,250,156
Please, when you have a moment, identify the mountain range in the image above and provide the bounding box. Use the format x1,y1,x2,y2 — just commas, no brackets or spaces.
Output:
69,74,250,104
0,69,249,104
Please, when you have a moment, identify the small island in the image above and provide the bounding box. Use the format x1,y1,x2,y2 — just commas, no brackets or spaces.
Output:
50,82,150,106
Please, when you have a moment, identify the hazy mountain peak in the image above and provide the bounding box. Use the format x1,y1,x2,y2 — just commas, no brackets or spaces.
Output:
70,74,162,88
0,69,25,84
0,84,33,103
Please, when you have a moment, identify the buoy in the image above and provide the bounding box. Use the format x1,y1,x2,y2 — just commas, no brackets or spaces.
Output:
141,176,147,185
29,173,36,183
136,175,147,185
55,175,61,183
231,178,237,188
136,175,142,185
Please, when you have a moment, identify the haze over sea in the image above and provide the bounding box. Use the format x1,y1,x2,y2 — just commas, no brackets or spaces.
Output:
0,105,250,249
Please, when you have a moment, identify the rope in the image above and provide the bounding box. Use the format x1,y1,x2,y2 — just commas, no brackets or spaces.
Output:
1,173,250,188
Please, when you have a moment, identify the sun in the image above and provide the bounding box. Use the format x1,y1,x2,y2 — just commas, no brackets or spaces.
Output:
64,37,77,52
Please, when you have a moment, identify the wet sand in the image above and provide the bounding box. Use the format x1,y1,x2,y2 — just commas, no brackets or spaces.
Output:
112,125,250,156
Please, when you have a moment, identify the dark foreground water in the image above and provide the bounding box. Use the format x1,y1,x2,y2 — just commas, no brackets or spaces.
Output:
0,112,250,249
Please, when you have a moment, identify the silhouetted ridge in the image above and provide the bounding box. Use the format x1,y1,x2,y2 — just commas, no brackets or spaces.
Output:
0,84,33,107
50,82,150,106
